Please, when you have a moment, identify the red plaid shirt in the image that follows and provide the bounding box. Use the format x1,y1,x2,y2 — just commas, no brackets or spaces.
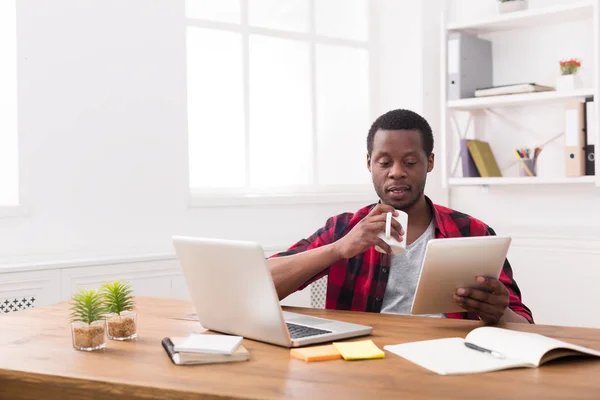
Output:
270,197,533,323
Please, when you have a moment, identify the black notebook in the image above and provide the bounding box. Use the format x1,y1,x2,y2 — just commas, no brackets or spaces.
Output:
161,337,250,365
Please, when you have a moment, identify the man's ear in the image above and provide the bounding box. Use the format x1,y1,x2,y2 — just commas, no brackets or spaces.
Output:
427,153,434,173
367,153,372,173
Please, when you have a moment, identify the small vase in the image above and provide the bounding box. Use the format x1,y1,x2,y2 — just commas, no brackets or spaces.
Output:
498,0,528,14
556,74,582,91
106,311,137,341
71,320,107,351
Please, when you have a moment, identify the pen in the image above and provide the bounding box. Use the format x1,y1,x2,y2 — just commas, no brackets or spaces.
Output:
464,342,505,359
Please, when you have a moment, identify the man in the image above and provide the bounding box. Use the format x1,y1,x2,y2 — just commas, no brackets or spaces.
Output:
268,109,533,325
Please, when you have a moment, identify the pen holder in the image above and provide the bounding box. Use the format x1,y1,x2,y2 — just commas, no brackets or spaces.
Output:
519,158,536,177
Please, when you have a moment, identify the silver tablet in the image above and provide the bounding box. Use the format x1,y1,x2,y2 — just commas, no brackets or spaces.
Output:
410,236,511,315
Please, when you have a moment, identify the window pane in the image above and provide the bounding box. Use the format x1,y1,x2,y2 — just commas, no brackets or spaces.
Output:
187,28,245,188
316,45,370,185
315,0,368,42
249,36,312,188
186,0,241,24
249,0,309,33
0,0,18,206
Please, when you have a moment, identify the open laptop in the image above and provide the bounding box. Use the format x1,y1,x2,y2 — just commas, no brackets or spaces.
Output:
172,236,372,348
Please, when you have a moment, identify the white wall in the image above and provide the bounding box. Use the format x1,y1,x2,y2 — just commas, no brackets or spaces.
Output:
442,0,600,328
1,0,445,302
1,0,383,266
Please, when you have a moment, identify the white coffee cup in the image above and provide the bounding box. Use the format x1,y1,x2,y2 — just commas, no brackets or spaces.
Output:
375,210,408,255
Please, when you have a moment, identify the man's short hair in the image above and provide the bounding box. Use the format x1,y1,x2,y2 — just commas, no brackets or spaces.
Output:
367,109,434,156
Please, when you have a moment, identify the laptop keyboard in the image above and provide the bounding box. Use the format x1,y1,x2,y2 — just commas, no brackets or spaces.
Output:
286,322,332,339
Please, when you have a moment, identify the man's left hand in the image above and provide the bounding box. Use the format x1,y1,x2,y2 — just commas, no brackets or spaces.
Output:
453,276,509,325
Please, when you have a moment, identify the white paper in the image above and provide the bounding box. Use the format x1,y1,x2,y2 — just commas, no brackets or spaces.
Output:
447,38,459,75
565,109,580,146
384,327,600,375
173,333,243,354
384,337,526,375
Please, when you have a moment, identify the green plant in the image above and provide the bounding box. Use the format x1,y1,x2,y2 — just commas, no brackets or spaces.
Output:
69,288,107,325
100,280,135,315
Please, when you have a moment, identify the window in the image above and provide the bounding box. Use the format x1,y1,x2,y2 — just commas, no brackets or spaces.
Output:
0,0,19,207
186,0,374,203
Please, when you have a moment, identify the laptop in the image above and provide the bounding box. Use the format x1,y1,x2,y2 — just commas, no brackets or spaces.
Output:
172,236,373,347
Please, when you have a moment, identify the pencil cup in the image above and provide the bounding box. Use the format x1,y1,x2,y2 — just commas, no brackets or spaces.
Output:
519,158,536,177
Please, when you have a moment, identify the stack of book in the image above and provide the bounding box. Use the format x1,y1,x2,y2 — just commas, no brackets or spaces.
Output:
474,82,554,98
461,139,502,177
161,333,250,365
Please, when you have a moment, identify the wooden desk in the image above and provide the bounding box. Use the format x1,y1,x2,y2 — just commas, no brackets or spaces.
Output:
1,297,600,399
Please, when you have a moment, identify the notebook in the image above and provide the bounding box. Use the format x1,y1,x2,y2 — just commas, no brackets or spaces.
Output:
161,337,250,365
474,83,554,97
290,344,341,362
172,333,243,354
384,327,600,375
466,140,502,177
332,340,385,361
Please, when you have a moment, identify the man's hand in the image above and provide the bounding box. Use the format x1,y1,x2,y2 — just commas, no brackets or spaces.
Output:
453,276,510,325
333,203,404,259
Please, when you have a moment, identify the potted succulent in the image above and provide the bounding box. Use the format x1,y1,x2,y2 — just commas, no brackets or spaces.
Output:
556,59,582,91
70,288,107,351
498,0,528,14
101,280,137,340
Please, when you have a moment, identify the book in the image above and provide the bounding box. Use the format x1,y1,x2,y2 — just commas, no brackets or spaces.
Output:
161,337,250,365
172,333,243,354
474,83,554,97
384,326,600,375
466,140,502,177
460,139,480,177
332,340,385,361
290,344,342,362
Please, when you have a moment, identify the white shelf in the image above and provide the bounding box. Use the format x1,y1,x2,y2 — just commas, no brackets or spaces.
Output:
448,176,596,187
447,88,595,110
447,1,594,34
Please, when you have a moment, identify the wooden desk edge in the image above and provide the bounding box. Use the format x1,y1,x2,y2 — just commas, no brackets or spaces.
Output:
0,368,245,400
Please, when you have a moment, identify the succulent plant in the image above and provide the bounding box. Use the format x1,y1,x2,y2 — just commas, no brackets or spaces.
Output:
100,280,135,316
69,288,107,325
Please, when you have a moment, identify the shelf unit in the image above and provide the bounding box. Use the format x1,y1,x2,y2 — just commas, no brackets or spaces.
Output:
449,176,595,187
447,88,595,111
447,1,594,34
440,1,600,188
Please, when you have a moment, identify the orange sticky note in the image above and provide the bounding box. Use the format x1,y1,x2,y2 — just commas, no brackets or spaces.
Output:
290,344,342,362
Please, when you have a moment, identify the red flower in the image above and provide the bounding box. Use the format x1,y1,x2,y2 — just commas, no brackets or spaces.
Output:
560,58,581,67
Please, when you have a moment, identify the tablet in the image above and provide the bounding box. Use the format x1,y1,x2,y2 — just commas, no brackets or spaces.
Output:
410,236,511,315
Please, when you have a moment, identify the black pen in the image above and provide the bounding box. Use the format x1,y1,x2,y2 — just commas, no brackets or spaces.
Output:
464,342,505,359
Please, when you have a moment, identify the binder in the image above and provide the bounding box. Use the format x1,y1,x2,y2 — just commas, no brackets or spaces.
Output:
585,100,595,175
564,102,586,177
447,33,493,100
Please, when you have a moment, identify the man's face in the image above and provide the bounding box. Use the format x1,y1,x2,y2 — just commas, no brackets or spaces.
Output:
367,129,434,210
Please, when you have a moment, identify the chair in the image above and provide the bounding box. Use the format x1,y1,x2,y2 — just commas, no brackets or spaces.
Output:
309,276,327,309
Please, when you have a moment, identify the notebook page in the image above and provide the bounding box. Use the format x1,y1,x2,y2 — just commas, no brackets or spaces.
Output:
384,338,526,375
465,327,599,366
173,333,243,354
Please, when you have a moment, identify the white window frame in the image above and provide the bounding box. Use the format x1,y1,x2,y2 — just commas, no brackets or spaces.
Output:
0,0,26,218
185,0,378,207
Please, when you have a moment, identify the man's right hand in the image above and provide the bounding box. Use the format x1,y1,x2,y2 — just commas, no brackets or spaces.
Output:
333,204,405,259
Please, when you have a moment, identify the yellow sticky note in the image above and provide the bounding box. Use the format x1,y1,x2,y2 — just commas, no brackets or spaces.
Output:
332,340,385,361
290,344,341,362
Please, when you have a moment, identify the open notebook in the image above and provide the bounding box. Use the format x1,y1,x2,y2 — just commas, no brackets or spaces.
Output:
384,327,600,375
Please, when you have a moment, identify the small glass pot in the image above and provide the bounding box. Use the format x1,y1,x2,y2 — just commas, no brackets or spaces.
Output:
106,311,137,341
71,320,107,351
